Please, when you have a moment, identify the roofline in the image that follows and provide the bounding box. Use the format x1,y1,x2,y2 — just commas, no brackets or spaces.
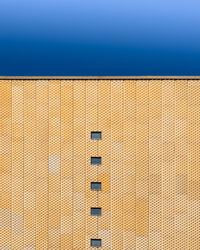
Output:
1,76,200,80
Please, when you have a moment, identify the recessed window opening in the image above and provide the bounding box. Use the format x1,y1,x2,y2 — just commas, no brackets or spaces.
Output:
91,207,102,216
91,131,102,140
91,182,101,190
91,157,102,165
91,239,102,247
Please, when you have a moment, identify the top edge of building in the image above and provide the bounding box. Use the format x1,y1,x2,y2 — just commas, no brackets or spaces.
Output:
1,76,200,80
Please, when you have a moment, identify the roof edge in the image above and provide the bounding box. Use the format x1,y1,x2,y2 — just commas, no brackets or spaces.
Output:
1,76,200,80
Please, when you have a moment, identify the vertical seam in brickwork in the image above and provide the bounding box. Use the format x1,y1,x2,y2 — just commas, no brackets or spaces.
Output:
47,80,49,249
110,81,112,249
135,81,137,248
148,80,150,250
84,80,86,247
23,80,24,249
161,80,163,249
11,81,13,249
122,81,125,248
174,80,176,245
134,81,136,247
72,80,74,248
85,80,87,248
59,80,61,249
110,80,112,248
173,81,178,247
34,81,36,249
187,80,189,249
36,81,37,248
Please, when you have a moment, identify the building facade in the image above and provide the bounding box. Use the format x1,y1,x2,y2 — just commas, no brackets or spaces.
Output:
0,76,200,249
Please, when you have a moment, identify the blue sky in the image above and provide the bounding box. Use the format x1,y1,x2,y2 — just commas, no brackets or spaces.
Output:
0,0,200,75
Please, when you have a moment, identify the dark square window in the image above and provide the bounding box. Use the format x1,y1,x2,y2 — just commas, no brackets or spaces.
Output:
91,239,102,247
91,157,101,165
91,207,102,216
91,182,102,190
91,131,102,140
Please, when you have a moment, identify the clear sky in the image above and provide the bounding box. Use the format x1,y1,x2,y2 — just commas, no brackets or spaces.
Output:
1,0,200,75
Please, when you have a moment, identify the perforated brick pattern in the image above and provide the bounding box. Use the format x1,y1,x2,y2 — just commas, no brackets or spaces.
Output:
0,79,200,249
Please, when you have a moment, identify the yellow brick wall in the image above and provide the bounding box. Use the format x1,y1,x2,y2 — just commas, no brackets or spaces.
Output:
0,79,200,249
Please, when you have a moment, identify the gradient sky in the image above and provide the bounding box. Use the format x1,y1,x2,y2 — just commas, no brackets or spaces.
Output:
1,0,200,76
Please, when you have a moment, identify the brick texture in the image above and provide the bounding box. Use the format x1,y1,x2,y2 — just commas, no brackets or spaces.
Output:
0,79,199,249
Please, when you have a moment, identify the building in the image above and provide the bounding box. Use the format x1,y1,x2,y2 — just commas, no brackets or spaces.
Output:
0,76,200,249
